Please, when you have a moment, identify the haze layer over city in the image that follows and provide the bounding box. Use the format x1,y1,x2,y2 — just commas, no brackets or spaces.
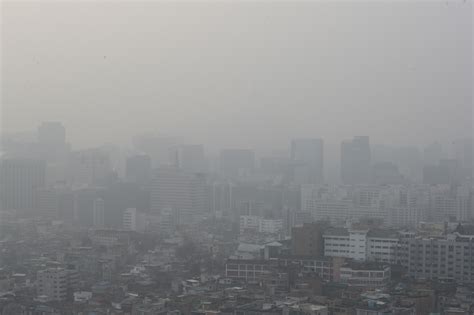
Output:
0,1,473,315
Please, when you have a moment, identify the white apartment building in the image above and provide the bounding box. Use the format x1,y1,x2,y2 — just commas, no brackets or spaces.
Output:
258,219,283,234
240,215,260,233
323,228,353,259
301,185,389,224
323,228,368,261
36,268,68,301
366,230,399,264
239,215,283,234
324,228,399,263
339,262,391,288
123,208,145,232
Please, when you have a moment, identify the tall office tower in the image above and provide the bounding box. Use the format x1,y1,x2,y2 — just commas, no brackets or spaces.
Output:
1,131,37,158
455,186,473,221
132,134,178,167
37,185,75,222
371,162,403,185
452,138,473,180
125,155,151,185
427,185,473,222
341,136,371,185
423,141,443,166
37,187,59,218
209,180,233,217
0,158,45,212
37,122,70,184
219,149,255,178
423,159,462,185
103,182,148,227
73,187,104,227
93,198,105,228
36,268,68,301
150,167,208,224
290,138,324,185
69,148,112,186
172,144,206,173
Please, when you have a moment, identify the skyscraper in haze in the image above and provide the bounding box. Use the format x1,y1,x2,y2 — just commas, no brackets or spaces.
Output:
452,138,473,179
172,144,206,173
93,198,105,228
37,122,70,184
69,148,112,186
0,158,46,212
132,134,177,167
219,149,255,178
125,155,152,185
341,136,371,185
423,142,443,166
290,138,324,185
150,167,208,224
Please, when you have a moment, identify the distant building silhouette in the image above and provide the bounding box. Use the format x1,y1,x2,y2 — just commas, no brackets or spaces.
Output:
69,148,112,186
341,136,371,185
125,154,151,185
172,144,206,173
219,149,255,179
0,158,45,213
150,167,208,224
291,138,324,185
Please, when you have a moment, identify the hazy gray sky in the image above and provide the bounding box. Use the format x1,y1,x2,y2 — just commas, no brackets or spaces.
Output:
1,0,472,153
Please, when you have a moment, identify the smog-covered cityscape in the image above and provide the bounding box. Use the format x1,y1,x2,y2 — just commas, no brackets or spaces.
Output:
1,1,473,315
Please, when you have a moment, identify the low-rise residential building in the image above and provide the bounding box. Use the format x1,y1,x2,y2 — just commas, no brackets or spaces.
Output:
339,262,391,288
402,230,474,283
36,268,68,301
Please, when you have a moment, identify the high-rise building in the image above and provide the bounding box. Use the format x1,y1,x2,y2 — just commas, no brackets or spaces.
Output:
371,162,403,185
37,122,70,184
452,138,473,181
73,187,105,227
172,144,206,173
37,186,75,222
0,158,46,212
219,149,255,178
150,167,208,223
69,148,112,186
37,187,59,218
93,198,105,228
102,182,148,228
423,159,462,186
291,138,324,185
132,134,177,167
341,136,371,185
423,141,444,166
125,155,151,185
210,180,233,217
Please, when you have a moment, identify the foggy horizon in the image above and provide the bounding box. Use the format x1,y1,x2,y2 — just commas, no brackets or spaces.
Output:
2,1,472,153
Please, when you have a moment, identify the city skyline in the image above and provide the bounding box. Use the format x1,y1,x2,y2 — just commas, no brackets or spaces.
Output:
0,1,473,313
